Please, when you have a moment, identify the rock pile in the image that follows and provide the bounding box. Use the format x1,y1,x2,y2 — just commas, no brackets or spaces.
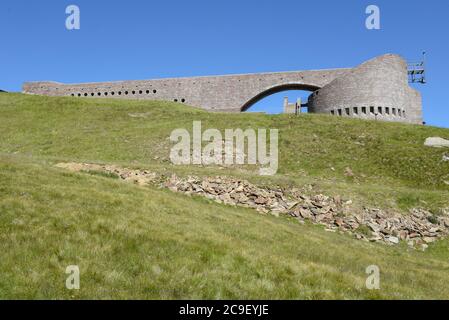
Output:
165,175,449,248
165,175,296,215
56,162,449,249
290,201,449,248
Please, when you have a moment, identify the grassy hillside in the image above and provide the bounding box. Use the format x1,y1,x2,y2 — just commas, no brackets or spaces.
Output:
2,154,449,299
1,93,448,212
1,93,449,299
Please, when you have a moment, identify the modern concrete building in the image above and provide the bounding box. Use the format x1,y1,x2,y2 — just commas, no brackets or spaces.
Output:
22,53,423,124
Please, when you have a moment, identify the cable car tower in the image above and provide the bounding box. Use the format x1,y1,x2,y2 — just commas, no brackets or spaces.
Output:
408,51,426,84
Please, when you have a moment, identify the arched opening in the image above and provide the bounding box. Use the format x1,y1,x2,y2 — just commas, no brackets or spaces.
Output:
240,84,319,114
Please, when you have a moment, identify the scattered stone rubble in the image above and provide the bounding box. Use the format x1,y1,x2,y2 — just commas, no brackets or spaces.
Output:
165,175,296,216
443,153,449,162
165,175,449,249
56,162,449,249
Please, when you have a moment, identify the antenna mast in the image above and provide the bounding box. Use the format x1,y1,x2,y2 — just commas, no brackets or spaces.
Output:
408,51,426,84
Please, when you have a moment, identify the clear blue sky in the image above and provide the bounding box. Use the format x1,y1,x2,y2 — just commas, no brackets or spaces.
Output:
1,0,448,127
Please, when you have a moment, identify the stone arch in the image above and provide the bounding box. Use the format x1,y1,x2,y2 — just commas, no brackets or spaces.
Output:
240,83,320,112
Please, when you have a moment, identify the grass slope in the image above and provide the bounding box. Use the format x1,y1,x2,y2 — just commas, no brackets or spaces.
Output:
1,93,448,212
1,155,449,299
0,93,449,299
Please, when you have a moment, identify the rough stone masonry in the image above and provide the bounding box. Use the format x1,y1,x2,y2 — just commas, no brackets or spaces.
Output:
23,54,423,124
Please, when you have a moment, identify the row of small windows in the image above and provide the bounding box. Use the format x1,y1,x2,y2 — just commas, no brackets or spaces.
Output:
71,89,158,97
330,106,406,118
70,89,187,103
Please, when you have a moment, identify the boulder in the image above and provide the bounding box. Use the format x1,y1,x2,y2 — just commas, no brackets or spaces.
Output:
424,137,449,148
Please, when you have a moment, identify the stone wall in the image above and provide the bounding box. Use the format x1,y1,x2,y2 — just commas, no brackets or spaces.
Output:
22,69,348,112
308,54,423,124
22,54,423,124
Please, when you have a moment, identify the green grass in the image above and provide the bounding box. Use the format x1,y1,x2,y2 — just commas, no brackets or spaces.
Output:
0,93,449,299
1,93,448,212
1,154,449,299
83,170,120,180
